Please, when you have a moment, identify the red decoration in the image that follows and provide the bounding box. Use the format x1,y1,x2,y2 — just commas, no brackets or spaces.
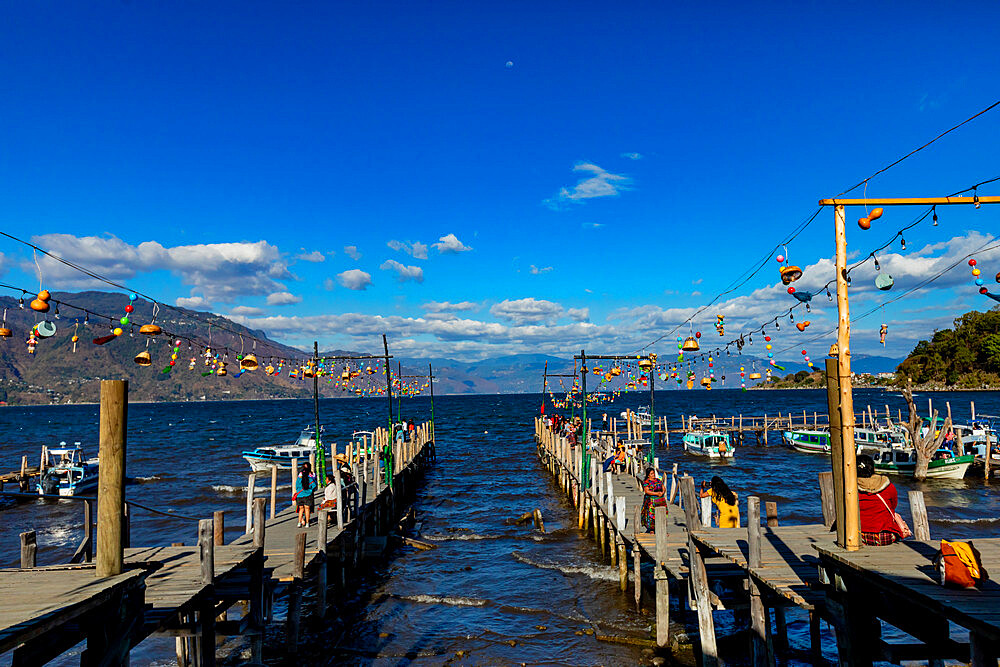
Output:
969,259,977,266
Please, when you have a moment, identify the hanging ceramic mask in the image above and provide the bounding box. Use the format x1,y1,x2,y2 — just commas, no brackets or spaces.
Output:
875,273,894,291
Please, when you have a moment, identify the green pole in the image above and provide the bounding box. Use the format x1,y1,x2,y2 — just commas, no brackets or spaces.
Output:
396,362,402,423
648,357,656,464
313,341,326,484
581,349,589,489
428,362,435,442
382,335,394,490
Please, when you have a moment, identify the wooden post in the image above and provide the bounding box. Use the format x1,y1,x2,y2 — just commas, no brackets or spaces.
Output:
680,476,718,666
270,464,277,520
632,504,642,611
747,497,773,666
316,509,328,619
825,358,847,546
253,498,266,548
654,506,670,648
287,532,307,651
213,510,225,546
290,457,298,508
818,471,835,528
245,472,255,534
908,490,930,540
765,502,778,527
96,379,127,578
333,457,344,530
199,519,215,584
701,494,712,528
20,530,36,568
833,203,860,551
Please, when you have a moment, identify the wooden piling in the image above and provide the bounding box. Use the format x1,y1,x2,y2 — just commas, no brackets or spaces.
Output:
270,464,277,520
680,476,718,666
20,530,36,568
287,531,307,651
747,497,772,666
765,502,778,527
96,379,127,578
245,472,255,534
654,506,670,648
214,511,225,546
253,498,266,548
909,490,930,540
317,510,328,619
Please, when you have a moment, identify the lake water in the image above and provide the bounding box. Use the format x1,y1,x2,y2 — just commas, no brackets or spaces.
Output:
1,388,998,665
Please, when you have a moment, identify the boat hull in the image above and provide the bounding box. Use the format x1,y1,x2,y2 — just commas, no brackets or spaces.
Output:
682,433,735,459
782,431,831,454
874,455,974,480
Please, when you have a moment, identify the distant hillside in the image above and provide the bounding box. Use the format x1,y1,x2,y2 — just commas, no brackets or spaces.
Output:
896,307,1000,388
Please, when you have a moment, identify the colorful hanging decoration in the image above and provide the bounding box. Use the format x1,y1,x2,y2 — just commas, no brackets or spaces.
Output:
857,207,883,230
30,290,51,313
26,331,37,354
121,293,137,328
70,322,79,351
796,320,811,332
0,309,10,339
880,323,888,346
715,314,725,336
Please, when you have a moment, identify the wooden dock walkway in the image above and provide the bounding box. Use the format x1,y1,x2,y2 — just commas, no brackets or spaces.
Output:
1,420,436,666
534,417,1000,666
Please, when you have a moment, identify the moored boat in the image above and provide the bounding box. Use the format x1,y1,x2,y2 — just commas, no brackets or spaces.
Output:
856,443,973,480
782,429,831,454
682,431,734,459
242,425,323,471
36,443,99,497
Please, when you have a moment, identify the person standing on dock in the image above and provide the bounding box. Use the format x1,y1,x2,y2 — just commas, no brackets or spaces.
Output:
640,468,667,532
294,462,317,527
699,476,740,528
857,454,906,546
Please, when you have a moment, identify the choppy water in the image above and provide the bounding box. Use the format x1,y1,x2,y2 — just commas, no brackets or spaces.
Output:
1,388,998,665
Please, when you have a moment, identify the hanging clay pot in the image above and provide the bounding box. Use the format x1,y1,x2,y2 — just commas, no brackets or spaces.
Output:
240,354,259,370
139,324,162,335
134,351,152,366
875,273,894,291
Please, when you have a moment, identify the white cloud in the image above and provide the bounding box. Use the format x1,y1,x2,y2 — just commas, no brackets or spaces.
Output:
582,222,604,229
296,250,325,263
30,234,294,302
530,265,553,275
490,298,563,325
380,259,424,283
621,152,643,160
337,269,372,291
344,245,362,260
567,307,590,322
266,291,303,305
323,278,335,291
422,301,480,313
176,295,213,311
433,233,472,254
545,163,630,209
231,305,265,316
387,240,430,260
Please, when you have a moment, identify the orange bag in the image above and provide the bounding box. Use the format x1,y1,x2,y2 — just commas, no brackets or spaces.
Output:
937,540,983,589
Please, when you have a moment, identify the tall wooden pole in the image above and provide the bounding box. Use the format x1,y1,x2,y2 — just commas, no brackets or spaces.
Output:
834,204,860,550
396,362,402,423
313,341,325,485
825,357,846,546
382,334,394,489
96,380,127,578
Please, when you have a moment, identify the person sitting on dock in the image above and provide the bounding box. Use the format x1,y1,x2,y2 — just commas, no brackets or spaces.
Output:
857,454,904,546
319,475,338,523
294,462,317,528
641,467,667,532
699,476,740,528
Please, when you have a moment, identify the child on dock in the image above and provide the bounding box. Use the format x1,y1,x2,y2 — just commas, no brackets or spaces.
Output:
294,462,317,527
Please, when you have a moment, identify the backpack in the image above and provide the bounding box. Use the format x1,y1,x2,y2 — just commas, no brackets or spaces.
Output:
936,540,984,588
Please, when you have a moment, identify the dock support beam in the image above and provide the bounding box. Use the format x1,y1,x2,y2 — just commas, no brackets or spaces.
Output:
97,379,127,578
654,506,670,648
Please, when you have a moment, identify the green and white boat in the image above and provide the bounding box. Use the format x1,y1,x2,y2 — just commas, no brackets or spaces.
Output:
856,443,973,480
782,429,830,454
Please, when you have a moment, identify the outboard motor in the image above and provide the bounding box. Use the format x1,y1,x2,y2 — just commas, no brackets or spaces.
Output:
40,471,60,496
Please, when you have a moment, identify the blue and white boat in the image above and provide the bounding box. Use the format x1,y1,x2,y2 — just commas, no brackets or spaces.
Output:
682,431,734,458
242,425,323,472
37,443,99,497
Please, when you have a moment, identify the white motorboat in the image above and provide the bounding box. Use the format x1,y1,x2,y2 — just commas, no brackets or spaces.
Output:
682,431,734,459
243,425,323,471
36,443,99,497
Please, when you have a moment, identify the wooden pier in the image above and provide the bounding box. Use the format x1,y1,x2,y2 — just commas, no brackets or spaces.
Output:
1,414,436,666
534,418,1000,666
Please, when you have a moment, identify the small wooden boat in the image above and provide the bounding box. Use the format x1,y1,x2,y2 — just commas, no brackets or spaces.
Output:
36,443,99,497
682,431,734,458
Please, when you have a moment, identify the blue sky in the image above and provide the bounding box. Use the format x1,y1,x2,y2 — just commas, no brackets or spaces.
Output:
2,2,1000,362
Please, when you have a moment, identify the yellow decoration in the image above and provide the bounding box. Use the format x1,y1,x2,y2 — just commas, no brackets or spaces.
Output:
113,327,123,336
